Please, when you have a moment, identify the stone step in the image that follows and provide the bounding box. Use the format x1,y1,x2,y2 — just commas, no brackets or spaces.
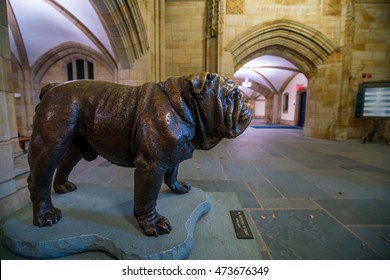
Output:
14,154,29,177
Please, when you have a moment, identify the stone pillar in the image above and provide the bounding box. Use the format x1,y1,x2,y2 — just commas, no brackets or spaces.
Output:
248,98,255,118
330,0,354,140
0,0,17,199
206,0,219,73
272,93,281,124
158,0,165,81
264,94,274,124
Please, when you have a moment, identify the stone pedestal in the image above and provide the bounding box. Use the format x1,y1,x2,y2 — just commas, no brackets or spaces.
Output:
1,184,210,259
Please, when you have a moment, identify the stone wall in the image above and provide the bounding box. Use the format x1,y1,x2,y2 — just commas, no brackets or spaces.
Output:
309,53,343,139
0,0,18,215
165,0,207,77
280,73,307,124
347,1,390,139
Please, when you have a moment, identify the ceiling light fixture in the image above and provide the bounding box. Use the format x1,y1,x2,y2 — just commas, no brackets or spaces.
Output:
242,75,252,88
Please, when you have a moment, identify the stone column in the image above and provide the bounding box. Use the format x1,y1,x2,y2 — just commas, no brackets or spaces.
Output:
330,0,354,140
264,94,274,124
206,0,219,73
248,98,255,118
272,93,282,124
0,0,17,199
158,0,165,81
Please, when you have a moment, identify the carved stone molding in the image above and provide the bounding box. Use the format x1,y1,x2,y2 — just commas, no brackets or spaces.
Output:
91,0,149,69
226,19,340,76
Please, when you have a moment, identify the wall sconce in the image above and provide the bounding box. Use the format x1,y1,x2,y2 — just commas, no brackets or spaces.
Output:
14,92,22,99
242,76,252,88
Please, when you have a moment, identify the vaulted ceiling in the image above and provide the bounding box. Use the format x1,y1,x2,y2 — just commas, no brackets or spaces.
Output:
7,0,149,70
234,55,302,99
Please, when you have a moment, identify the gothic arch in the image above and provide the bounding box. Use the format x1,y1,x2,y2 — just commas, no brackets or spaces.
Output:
31,42,116,84
226,19,340,77
91,0,149,69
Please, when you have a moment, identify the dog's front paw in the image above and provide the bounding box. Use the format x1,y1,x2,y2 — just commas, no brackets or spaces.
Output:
136,212,172,237
53,181,77,194
33,207,62,227
168,181,191,194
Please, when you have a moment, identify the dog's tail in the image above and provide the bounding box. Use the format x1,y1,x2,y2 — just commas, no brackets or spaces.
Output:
39,82,60,100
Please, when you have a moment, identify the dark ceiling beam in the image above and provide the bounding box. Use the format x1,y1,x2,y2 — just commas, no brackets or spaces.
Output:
278,72,300,95
252,69,278,95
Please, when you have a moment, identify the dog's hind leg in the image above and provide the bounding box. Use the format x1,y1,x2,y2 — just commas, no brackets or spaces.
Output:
28,133,67,227
164,164,191,194
53,144,82,194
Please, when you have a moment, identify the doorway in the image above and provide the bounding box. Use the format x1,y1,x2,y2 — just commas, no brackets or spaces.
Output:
297,91,306,127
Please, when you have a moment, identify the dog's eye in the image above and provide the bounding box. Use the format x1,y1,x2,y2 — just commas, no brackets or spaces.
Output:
210,79,217,88
231,88,240,98
222,85,241,100
225,92,237,103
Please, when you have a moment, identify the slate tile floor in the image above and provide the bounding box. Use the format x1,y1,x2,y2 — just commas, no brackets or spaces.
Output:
60,120,390,259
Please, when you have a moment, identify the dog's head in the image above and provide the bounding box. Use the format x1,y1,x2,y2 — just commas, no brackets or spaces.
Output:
187,72,252,149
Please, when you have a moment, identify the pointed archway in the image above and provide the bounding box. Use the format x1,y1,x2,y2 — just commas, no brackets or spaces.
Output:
226,19,341,137
226,19,340,78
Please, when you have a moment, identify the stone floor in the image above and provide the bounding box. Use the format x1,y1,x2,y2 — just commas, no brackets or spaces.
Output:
184,120,390,259
2,119,390,259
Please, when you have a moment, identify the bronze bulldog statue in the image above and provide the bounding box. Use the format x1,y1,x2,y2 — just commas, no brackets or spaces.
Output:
27,72,253,236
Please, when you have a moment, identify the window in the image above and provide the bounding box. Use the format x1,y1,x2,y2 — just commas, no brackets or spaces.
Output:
67,62,73,80
88,61,94,79
76,59,85,79
67,59,94,81
283,93,289,112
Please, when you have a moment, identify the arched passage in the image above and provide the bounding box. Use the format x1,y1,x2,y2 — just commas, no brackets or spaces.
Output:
226,19,340,77
226,19,341,133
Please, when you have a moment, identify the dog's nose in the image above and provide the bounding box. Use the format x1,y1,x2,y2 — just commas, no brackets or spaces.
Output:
232,87,241,97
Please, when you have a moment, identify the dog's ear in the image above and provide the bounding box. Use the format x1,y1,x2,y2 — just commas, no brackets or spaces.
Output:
188,72,210,94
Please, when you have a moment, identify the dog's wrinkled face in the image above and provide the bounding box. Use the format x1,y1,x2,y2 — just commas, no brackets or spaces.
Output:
188,72,253,149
